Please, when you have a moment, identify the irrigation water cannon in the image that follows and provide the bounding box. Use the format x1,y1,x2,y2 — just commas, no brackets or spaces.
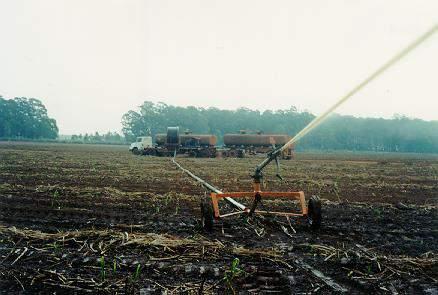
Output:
203,143,322,231
172,24,438,231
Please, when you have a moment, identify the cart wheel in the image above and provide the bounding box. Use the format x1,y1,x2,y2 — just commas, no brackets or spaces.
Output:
308,195,322,229
200,200,214,231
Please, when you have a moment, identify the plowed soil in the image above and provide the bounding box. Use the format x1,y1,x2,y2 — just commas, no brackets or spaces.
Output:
0,142,437,294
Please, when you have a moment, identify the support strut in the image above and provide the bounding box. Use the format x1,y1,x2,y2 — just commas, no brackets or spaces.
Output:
171,158,247,211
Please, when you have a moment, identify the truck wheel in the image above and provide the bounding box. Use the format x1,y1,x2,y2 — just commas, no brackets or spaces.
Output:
200,200,214,231
199,149,212,158
307,195,322,229
132,147,139,155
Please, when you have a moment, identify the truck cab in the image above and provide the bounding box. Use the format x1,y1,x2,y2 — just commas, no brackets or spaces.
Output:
129,136,153,154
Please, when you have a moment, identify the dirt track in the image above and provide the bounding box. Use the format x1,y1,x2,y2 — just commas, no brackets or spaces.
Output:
0,143,437,294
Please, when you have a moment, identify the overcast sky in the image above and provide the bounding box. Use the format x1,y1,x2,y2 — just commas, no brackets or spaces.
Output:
1,1,437,134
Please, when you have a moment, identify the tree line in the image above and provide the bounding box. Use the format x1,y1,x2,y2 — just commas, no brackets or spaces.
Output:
0,96,58,139
122,101,438,153
2,97,437,153
68,132,125,144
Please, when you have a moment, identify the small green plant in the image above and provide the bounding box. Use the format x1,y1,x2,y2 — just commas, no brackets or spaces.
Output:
333,181,341,202
100,256,106,282
51,241,58,250
366,264,372,275
164,193,171,206
174,199,180,215
48,241,61,254
133,264,141,282
224,258,244,294
51,190,60,208
113,258,117,274
373,207,383,220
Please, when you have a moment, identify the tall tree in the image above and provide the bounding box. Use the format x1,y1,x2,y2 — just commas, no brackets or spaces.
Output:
0,96,58,139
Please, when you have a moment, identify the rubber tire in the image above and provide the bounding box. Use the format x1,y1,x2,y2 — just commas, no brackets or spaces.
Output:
132,147,139,155
200,200,214,232
308,195,322,229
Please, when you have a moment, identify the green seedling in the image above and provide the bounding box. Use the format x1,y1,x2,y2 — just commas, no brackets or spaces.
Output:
224,258,244,295
164,193,171,206
48,241,61,254
155,204,161,214
113,258,117,274
333,181,341,202
133,264,141,282
51,190,60,208
373,208,383,220
367,264,372,275
100,256,106,282
174,200,180,215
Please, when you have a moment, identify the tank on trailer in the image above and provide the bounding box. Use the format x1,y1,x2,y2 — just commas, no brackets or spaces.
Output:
224,133,290,147
155,133,167,146
166,127,180,149
148,128,217,157
180,132,217,147
154,132,217,147
223,131,293,159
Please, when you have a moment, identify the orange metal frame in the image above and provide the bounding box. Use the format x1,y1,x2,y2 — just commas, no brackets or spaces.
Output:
210,182,308,219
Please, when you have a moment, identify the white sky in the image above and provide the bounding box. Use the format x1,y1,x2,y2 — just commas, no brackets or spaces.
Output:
1,0,437,134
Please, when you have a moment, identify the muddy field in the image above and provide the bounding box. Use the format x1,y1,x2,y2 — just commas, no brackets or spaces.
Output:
0,142,437,294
